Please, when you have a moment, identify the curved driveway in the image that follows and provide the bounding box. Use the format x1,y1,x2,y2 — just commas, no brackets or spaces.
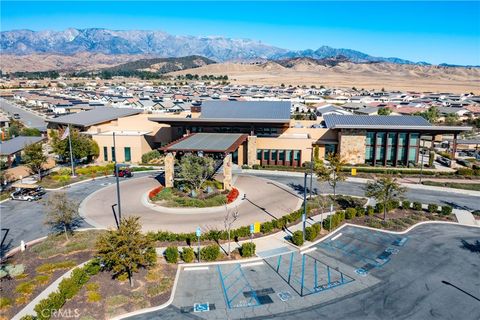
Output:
80,174,303,233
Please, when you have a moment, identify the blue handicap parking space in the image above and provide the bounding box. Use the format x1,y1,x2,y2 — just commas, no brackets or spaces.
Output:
264,251,354,297
317,226,408,275
217,264,261,309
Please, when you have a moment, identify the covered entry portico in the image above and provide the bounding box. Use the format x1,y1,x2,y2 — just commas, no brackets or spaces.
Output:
161,132,249,165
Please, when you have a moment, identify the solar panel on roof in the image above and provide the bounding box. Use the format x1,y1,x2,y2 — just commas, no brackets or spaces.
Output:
324,115,430,128
200,101,290,120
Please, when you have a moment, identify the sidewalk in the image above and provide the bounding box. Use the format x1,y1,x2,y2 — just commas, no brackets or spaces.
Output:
453,209,479,226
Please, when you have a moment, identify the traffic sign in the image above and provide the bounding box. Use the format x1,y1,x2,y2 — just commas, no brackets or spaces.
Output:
196,227,201,237
351,168,357,176
254,222,261,233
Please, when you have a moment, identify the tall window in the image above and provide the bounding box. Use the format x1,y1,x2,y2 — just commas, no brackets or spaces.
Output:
111,147,116,162
263,150,270,161
257,150,262,160
271,150,278,162
365,132,375,164
293,150,301,161
278,150,285,161
103,147,108,161
386,133,397,165
124,147,131,162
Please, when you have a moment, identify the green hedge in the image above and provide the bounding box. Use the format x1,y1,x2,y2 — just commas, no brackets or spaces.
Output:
441,206,453,215
345,208,356,220
305,226,317,242
200,245,220,261
291,231,304,246
164,246,179,263
33,260,100,320
240,243,256,257
413,202,423,211
428,204,439,213
181,247,195,263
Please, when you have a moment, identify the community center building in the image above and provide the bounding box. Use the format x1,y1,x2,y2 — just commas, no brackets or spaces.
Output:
46,101,470,167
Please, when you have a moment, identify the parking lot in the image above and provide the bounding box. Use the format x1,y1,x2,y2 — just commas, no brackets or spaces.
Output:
127,223,480,320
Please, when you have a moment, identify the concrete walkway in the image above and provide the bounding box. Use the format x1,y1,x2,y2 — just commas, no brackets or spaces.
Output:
453,209,479,226
12,262,88,320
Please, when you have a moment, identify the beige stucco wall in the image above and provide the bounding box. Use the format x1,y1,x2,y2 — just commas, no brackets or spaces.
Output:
338,129,367,165
93,134,149,164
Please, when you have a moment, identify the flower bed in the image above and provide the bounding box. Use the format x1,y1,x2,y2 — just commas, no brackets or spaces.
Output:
149,186,164,200
226,188,239,204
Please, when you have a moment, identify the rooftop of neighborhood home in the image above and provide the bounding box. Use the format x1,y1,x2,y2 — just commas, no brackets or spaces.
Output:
0,135,44,155
162,132,248,153
47,107,142,127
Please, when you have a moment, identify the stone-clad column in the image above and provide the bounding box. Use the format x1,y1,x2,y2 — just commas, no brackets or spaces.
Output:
247,136,257,167
164,153,174,188
223,154,232,191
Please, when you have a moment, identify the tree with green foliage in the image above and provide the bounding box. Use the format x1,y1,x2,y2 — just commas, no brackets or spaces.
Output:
96,217,156,287
177,154,215,192
44,192,81,241
23,142,47,181
416,106,439,123
444,113,460,126
365,176,406,221
50,129,99,162
378,107,392,116
20,127,42,136
315,153,346,200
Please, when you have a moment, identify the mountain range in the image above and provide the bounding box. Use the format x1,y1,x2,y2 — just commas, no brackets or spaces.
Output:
1,28,432,65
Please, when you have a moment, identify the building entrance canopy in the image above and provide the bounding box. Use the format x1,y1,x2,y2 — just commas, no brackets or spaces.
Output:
161,133,248,153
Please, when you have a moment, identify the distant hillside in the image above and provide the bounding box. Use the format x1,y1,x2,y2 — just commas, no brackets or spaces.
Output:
104,55,215,73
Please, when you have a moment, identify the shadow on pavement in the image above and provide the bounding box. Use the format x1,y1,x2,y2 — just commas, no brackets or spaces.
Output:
460,239,480,254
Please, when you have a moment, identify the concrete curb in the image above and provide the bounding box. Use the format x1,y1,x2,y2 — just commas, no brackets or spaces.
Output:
111,264,181,320
141,187,246,215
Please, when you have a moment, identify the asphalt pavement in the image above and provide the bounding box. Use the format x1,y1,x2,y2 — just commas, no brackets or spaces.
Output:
126,223,480,320
0,98,47,130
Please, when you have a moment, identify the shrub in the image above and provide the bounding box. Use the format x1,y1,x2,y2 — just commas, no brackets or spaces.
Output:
58,268,89,299
141,150,162,164
181,247,195,263
148,186,163,200
87,290,102,303
0,297,12,309
34,274,50,285
387,200,400,211
441,205,453,215
35,291,66,320
200,245,220,261
413,202,423,211
375,203,384,213
291,230,304,246
402,200,411,210
164,246,179,263
355,207,365,217
226,188,239,204
428,204,439,213
345,208,357,220
240,243,256,257
366,205,375,216
305,226,317,242
260,221,273,234
312,223,321,235
36,261,76,274
16,281,36,295
457,168,474,176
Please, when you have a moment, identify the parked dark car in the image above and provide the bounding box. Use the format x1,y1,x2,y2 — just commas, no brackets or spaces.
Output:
456,159,472,168
114,168,133,178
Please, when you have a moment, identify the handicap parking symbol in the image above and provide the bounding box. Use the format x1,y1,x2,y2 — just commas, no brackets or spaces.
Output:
355,268,368,277
278,291,293,302
193,303,210,312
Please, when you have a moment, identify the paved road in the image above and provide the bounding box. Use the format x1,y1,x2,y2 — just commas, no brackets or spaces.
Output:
80,174,302,233
0,98,47,130
126,224,480,320
0,172,155,254
246,173,480,212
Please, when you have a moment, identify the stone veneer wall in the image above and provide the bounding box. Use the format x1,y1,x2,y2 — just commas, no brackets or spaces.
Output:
247,136,257,166
338,129,367,165
164,153,175,187
223,154,233,191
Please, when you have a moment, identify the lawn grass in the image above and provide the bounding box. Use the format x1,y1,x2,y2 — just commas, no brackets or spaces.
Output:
422,181,480,191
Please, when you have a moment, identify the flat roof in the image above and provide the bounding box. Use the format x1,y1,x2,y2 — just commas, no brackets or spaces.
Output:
148,117,290,125
0,136,44,155
163,133,247,153
47,107,142,127
324,115,471,132
200,101,291,121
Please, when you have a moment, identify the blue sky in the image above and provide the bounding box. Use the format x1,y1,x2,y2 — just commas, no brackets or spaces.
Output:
1,1,479,65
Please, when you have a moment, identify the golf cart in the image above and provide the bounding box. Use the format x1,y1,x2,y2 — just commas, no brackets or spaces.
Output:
10,183,45,201
113,166,133,178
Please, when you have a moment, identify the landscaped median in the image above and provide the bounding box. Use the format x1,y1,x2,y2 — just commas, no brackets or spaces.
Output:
38,165,159,189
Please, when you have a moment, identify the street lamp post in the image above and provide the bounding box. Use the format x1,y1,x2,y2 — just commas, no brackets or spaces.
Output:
113,132,122,221
302,172,307,243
